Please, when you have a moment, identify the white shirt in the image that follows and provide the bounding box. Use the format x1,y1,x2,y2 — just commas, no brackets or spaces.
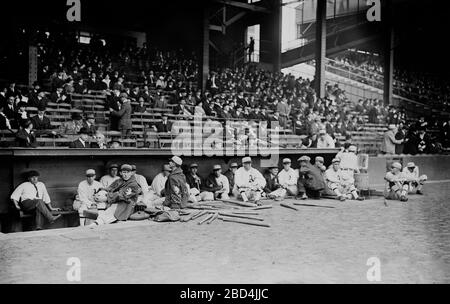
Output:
100,175,120,188
215,174,230,194
278,168,298,187
77,180,102,205
317,134,335,148
135,174,149,194
339,152,358,171
234,167,266,189
151,172,167,196
324,168,344,184
402,167,419,181
11,181,51,204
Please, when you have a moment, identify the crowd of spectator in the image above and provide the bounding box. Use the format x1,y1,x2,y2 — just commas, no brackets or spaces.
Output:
1,31,449,154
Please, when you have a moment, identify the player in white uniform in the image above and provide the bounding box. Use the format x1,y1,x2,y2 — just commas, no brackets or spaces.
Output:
401,162,427,195
233,157,266,204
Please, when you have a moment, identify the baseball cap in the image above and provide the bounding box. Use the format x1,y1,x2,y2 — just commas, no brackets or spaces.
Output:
242,157,252,163
86,169,96,177
170,156,182,166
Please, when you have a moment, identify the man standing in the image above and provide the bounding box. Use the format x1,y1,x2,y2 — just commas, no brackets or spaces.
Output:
204,165,230,200
10,170,61,230
224,162,238,196
69,127,90,148
402,162,427,195
296,156,325,200
277,158,299,197
384,162,409,202
110,93,132,138
90,164,141,226
382,125,403,155
186,163,214,202
100,164,120,188
234,157,266,204
276,97,291,129
316,129,335,148
163,156,190,209
324,158,363,201
73,169,103,226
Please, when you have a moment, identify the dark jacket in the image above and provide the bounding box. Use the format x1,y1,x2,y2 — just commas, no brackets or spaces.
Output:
15,129,37,148
155,121,173,133
297,163,325,191
106,175,141,221
264,172,282,193
163,167,189,209
69,138,90,148
204,173,223,193
186,173,207,191
112,102,132,130
223,169,235,195
31,115,52,130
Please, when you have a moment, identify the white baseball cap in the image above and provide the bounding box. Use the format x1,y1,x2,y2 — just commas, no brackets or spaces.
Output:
170,156,183,166
242,157,252,163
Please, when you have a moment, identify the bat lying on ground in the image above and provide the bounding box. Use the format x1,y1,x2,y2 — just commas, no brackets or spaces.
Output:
180,211,201,222
293,203,335,209
220,199,258,208
198,213,214,225
191,210,209,220
250,205,273,210
207,213,219,224
280,203,299,211
218,216,271,228
218,212,264,221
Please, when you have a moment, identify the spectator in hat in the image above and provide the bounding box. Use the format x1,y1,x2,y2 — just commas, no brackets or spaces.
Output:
204,165,230,200
263,164,285,200
382,124,403,155
110,93,132,138
324,158,363,201
384,162,409,202
401,162,427,195
133,97,147,114
224,162,238,196
3,96,16,127
100,164,120,188
82,113,97,136
233,157,266,204
61,112,84,135
163,156,190,209
15,102,29,127
154,95,168,109
278,158,299,197
91,131,107,149
296,155,325,200
316,129,335,148
50,87,68,104
153,113,172,133
89,164,141,226
69,127,90,148
15,120,37,148
30,107,56,137
10,170,62,230
186,163,214,202
73,169,103,226
34,92,50,110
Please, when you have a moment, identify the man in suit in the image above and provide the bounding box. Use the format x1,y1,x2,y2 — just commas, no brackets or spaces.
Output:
110,93,132,138
0,104,12,130
82,113,97,136
16,120,38,148
69,127,91,148
153,114,173,133
31,107,57,137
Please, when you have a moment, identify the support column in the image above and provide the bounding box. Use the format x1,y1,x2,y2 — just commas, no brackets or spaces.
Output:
273,0,282,73
28,45,38,87
314,0,326,99
201,7,210,93
383,2,394,106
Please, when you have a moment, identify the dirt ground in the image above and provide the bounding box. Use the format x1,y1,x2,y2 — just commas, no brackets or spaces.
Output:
1,183,450,284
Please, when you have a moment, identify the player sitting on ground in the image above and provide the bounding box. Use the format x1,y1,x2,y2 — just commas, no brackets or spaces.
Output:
401,162,427,195
384,162,409,202
324,158,364,201
234,157,266,205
